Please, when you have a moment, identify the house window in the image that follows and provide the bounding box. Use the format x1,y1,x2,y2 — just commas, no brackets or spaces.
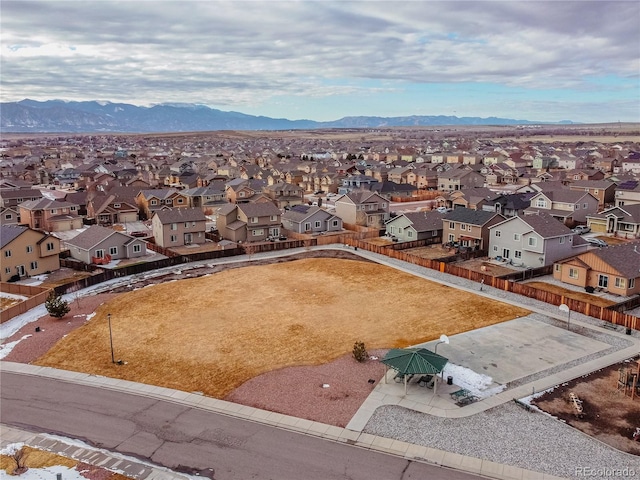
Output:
170,235,177,243
114,203,121,208
177,198,184,204
598,275,608,288
95,249,104,258
559,237,565,244
133,244,141,253
165,199,172,204
513,233,520,241
332,220,338,227
574,204,579,210
408,231,413,238
70,206,77,211
30,261,38,270
170,223,177,230
109,246,118,255
184,222,190,228
4,213,12,220
555,264,561,272
252,229,264,236
151,200,157,205
432,230,438,237
528,237,537,247
382,203,387,208
448,234,455,242
304,222,311,231
239,192,245,197
315,221,321,228
493,246,498,252
614,277,626,288
4,267,10,274
4,250,11,257
46,242,55,251
494,230,501,237
569,268,578,279
515,251,522,258
26,245,33,253
535,199,546,208
51,209,57,214
251,217,258,224
449,222,455,229
461,224,466,231
583,203,588,209
630,278,636,289
270,215,277,221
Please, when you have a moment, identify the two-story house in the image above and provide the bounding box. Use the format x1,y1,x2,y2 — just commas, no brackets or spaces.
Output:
87,194,139,226
182,185,227,214
614,179,640,207
384,211,444,243
151,208,207,248
136,188,190,219
437,169,485,192
64,225,147,265
442,208,504,249
488,212,588,267
1,225,61,281
216,202,282,242
281,205,342,234
262,182,304,209
568,180,616,210
334,191,390,228
18,198,83,232
524,190,599,227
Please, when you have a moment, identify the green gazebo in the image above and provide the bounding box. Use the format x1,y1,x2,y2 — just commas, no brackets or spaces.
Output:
381,348,449,394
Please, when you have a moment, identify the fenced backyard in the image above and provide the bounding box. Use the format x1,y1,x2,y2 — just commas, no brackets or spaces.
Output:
1,283,51,324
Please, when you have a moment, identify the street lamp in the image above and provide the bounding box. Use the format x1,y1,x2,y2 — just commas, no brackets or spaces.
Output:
434,334,449,355
107,313,115,363
559,304,570,330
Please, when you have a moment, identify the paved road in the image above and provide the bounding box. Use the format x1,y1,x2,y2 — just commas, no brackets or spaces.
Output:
1,371,485,480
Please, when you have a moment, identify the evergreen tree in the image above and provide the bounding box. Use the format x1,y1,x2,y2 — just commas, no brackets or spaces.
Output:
45,291,70,318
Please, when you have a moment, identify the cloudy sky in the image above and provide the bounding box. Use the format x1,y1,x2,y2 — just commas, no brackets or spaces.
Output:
2,1,639,123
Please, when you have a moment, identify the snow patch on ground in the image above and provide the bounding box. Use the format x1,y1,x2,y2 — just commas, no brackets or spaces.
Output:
0,292,28,301
0,334,32,360
442,363,506,398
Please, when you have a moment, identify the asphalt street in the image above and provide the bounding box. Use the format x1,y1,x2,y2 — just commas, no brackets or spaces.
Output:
1,371,486,480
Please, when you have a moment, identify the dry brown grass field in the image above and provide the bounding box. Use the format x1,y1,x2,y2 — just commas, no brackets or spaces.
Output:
36,258,529,398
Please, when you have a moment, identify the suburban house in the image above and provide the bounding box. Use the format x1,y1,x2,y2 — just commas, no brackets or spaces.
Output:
86,194,139,226
568,180,616,210
482,192,534,218
442,208,504,249
216,202,282,242
337,175,379,195
262,182,305,208
182,185,226,214
334,191,390,228
0,225,61,282
18,198,83,232
384,211,444,243
553,242,640,296
0,188,42,209
371,181,417,199
488,212,589,268
448,187,495,210
1,206,21,226
586,204,640,238
437,169,485,192
64,225,147,265
281,205,342,234
136,188,190,219
225,178,267,204
524,190,599,227
151,208,207,248
614,179,640,207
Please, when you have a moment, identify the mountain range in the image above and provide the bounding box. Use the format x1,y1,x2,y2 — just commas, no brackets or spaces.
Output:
0,99,573,133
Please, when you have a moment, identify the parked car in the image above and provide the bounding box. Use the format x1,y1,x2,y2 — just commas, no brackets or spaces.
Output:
436,206,452,213
572,225,591,234
586,238,607,247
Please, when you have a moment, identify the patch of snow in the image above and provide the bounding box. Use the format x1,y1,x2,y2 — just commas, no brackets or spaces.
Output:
0,334,32,360
0,292,28,301
0,442,25,455
86,312,96,321
442,363,506,398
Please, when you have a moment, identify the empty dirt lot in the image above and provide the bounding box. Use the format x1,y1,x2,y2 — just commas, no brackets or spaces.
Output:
35,257,529,398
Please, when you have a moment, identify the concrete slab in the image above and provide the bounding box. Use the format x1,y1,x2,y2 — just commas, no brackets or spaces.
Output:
420,315,609,384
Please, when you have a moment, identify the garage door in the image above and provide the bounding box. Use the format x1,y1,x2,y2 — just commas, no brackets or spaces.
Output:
589,220,606,233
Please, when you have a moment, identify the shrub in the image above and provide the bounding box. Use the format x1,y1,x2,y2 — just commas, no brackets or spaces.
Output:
352,341,368,363
45,291,70,318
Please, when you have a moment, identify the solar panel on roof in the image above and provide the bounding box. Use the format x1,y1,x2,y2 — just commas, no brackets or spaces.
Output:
618,180,638,189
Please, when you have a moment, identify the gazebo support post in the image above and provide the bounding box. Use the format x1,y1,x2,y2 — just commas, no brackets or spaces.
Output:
404,374,408,395
434,375,438,395
384,365,388,384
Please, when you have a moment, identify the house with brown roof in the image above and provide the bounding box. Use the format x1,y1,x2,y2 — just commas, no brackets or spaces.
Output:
553,242,640,296
586,204,640,238
524,190,599,227
0,188,43,209
151,208,207,247
0,225,61,282
442,208,504,250
437,169,485,192
136,188,189,219
216,202,282,243
568,180,616,209
384,211,444,242
87,194,139,226
18,198,83,232
262,182,304,208
281,205,342,234
64,225,147,265
334,190,390,228
488,212,588,267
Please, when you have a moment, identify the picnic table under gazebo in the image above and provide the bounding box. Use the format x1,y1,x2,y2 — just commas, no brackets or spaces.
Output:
381,347,449,394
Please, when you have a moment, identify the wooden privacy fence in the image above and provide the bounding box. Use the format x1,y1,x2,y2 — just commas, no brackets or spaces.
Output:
1,283,51,324
346,238,639,331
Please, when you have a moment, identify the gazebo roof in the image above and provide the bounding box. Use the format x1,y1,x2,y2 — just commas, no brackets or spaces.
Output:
381,348,448,375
